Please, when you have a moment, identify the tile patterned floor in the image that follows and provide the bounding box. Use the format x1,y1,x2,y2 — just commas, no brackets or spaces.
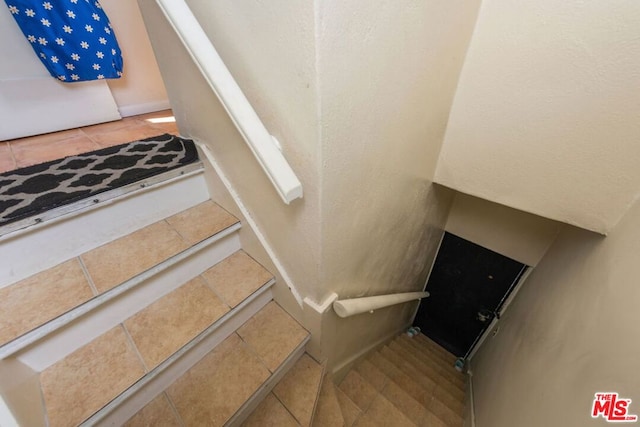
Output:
0,110,179,174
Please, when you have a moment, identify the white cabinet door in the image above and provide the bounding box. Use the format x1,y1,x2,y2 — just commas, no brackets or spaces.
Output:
0,5,121,141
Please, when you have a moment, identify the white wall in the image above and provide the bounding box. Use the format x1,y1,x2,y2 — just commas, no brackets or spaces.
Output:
435,0,640,234
446,193,561,266
101,0,170,116
470,197,640,427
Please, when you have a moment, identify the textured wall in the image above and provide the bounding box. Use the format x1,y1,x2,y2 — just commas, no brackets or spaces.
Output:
138,0,481,370
435,0,640,234
316,0,481,368
470,198,640,427
445,193,561,266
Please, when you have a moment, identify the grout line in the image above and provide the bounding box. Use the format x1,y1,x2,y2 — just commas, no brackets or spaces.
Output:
120,324,150,373
77,256,99,296
271,391,304,427
163,392,186,427
199,272,233,311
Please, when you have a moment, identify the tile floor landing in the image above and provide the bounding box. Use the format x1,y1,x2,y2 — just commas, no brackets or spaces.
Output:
0,110,179,174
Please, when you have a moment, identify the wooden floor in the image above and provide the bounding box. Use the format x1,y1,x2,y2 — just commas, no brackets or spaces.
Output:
0,110,178,174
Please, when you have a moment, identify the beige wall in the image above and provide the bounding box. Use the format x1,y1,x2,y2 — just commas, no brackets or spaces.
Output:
101,0,169,116
435,0,640,234
138,0,481,369
139,0,323,307
470,199,640,426
446,193,561,266
316,0,481,366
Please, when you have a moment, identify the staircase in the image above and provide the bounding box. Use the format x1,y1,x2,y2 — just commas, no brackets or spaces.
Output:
0,155,311,426
242,333,467,427
0,141,468,426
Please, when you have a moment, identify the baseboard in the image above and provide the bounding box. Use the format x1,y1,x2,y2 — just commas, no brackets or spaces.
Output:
118,100,172,117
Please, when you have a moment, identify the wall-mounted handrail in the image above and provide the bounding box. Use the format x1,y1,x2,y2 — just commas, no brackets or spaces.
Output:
333,291,430,318
155,0,303,204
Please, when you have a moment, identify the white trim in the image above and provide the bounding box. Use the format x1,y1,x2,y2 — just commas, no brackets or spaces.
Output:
11,229,242,368
117,100,172,118
197,142,304,307
85,284,276,427
225,335,310,427
304,293,338,315
154,0,303,204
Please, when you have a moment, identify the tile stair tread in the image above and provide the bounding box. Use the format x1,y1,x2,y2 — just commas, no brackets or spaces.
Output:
367,351,433,408
349,342,467,427
399,333,458,369
379,344,465,418
272,353,324,427
242,393,300,427
401,334,461,374
391,339,465,394
124,301,309,426
397,337,466,393
0,200,239,348
312,375,346,427
37,251,277,425
379,345,438,394
414,333,458,363
335,383,362,427
393,337,466,397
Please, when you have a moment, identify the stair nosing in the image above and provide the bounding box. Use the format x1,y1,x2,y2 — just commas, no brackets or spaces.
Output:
80,278,277,427
0,162,204,240
0,220,241,359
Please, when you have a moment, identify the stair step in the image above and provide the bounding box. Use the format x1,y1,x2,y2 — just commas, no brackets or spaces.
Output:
312,375,346,427
272,354,324,427
356,393,416,427
379,344,464,425
354,342,466,427
37,250,277,426
414,333,458,363
120,302,309,427
242,393,299,427
0,163,209,289
123,393,181,427
394,337,466,395
0,200,240,360
335,383,361,427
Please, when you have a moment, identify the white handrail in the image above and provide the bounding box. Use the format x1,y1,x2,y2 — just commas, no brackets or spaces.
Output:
333,291,430,318
155,0,303,204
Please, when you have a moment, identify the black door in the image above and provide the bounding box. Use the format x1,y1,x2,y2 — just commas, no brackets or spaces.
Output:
415,232,526,358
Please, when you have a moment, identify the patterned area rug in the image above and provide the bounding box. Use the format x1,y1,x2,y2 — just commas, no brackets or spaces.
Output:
0,134,198,227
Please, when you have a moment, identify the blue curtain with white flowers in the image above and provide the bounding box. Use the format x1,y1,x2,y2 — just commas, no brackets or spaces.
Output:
4,0,123,82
